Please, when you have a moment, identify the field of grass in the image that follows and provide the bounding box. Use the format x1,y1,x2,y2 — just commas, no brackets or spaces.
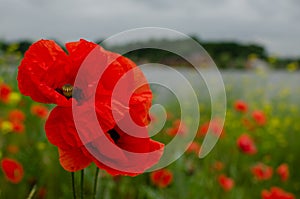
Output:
0,47,299,199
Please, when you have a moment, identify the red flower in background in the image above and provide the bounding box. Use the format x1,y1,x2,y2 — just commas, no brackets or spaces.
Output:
8,109,25,133
1,158,24,184
251,163,273,181
8,109,25,122
212,161,224,171
252,110,267,126
234,100,248,113
0,83,11,103
150,169,173,188
237,134,257,155
198,118,225,137
262,187,295,199
166,119,187,136
218,174,234,191
277,163,289,182
186,141,201,155
11,121,25,133
18,39,164,175
31,104,49,119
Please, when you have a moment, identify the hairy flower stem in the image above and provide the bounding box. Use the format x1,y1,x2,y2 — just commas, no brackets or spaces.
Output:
81,169,84,199
71,172,77,199
93,167,100,199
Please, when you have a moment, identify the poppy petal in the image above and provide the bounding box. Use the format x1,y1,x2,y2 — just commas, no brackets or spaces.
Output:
58,147,92,172
65,39,100,85
45,106,82,150
17,39,71,105
82,127,164,176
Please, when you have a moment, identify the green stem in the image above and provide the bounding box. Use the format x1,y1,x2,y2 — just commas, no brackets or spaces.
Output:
26,184,37,199
92,167,100,199
81,169,84,199
72,172,76,199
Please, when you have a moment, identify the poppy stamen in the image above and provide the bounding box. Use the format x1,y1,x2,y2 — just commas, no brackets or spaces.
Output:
62,84,73,98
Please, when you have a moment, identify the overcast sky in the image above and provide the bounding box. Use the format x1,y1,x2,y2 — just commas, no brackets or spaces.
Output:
0,0,299,57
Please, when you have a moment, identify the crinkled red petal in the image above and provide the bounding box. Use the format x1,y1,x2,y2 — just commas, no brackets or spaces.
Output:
45,106,82,150
17,39,71,105
82,125,164,176
58,147,92,172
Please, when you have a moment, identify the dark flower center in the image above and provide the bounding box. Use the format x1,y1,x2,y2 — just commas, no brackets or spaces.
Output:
56,84,83,100
107,129,120,144
62,84,73,98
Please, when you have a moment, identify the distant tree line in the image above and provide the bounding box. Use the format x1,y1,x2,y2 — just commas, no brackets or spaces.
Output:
0,38,299,70
0,40,32,55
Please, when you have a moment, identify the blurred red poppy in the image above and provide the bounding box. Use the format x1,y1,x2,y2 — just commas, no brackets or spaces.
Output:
262,187,295,199
166,119,187,136
8,109,25,122
0,83,11,103
237,134,257,155
218,174,234,191
11,121,25,133
150,169,173,188
212,161,224,171
197,118,225,137
1,158,24,184
251,163,273,181
277,163,289,182
252,110,267,126
31,104,49,119
234,100,248,113
18,39,164,175
186,141,201,155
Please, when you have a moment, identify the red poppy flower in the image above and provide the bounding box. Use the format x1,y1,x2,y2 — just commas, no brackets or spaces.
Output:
186,141,201,155
262,187,295,199
166,119,187,136
212,161,224,171
197,118,225,137
234,100,248,113
12,121,25,133
150,169,173,188
277,163,289,182
237,134,257,155
0,83,11,103
251,163,273,181
8,109,25,122
252,110,267,126
1,158,24,184
218,174,234,191
31,104,49,119
18,39,164,175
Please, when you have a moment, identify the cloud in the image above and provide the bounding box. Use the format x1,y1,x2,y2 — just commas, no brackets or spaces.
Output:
0,0,299,57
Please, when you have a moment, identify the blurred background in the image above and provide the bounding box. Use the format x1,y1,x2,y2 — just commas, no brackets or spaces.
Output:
0,0,299,198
